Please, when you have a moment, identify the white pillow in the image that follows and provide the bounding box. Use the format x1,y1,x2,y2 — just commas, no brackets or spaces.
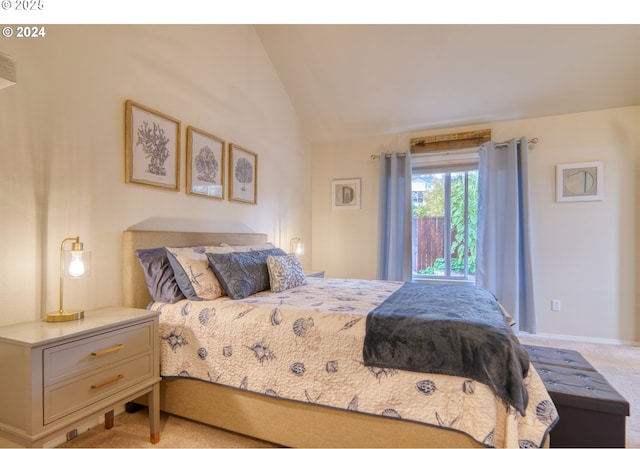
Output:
165,246,234,300
266,254,307,293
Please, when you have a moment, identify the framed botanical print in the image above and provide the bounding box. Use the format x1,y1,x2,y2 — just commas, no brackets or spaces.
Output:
186,126,225,199
228,143,257,205
125,99,181,190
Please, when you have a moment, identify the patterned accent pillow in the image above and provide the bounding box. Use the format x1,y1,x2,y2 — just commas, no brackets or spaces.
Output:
135,247,186,304
165,246,235,300
267,254,307,293
207,248,286,299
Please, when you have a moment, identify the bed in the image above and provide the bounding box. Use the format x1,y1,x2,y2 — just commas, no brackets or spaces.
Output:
122,229,556,448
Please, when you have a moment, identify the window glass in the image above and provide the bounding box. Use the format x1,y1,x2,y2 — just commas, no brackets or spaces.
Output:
411,153,478,283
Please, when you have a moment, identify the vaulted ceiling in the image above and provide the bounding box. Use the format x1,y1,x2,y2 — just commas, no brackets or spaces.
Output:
255,24,640,144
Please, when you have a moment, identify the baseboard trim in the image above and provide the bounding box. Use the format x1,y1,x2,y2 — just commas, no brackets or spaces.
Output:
517,331,640,347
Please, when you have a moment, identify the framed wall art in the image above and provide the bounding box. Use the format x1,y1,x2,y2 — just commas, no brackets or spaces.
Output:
186,126,225,199
125,99,181,190
332,178,361,210
556,161,604,202
228,143,257,205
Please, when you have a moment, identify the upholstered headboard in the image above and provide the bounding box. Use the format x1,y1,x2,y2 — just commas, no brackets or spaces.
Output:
122,230,268,309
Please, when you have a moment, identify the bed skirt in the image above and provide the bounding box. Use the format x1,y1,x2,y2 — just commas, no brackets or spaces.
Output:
135,377,496,448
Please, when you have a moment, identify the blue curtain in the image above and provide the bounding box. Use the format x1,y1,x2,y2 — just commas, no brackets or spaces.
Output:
377,152,412,281
476,138,536,333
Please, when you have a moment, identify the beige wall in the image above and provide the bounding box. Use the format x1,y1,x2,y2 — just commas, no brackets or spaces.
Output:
0,25,311,326
312,107,639,343
1,25,638,343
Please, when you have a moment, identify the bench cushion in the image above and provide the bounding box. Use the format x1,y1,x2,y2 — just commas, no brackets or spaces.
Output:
533,362,630,416
523,344,595,371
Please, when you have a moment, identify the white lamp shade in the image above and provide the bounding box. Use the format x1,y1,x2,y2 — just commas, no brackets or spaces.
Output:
290,238,304,256
63,250,91,277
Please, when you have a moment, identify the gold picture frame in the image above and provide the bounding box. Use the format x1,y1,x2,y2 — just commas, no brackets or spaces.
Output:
186,126,225,200
228,143,257,205
125,99,181,191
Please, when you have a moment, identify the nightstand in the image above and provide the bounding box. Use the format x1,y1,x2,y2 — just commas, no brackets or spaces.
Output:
0,307,161,447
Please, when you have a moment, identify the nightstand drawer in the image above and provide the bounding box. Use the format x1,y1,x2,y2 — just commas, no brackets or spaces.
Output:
43,351,154,425
43,320,153,386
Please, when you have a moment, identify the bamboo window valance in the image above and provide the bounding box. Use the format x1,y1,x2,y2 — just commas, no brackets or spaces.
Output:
410,129,491,153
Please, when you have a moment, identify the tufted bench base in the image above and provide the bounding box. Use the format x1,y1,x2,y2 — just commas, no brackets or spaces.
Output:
524,345,630,448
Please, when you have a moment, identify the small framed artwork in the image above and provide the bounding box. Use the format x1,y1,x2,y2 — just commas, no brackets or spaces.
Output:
125,99,181,191
556,161,604,202
332,178,361,210
186,126,225,199
228,143,257,205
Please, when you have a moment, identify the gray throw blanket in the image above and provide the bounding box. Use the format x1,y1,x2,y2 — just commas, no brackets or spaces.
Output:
363,282,530,414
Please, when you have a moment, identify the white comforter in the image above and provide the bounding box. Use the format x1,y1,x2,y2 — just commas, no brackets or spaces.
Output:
149,278,556,447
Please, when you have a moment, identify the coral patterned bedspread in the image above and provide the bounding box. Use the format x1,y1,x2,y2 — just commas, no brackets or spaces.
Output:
148,278,557,448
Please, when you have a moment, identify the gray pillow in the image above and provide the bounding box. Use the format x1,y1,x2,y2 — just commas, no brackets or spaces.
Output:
135,247,186,304
207,248,286,299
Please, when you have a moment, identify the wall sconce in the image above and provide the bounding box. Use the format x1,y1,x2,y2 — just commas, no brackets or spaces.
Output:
290,238,304,256
45,236,91,322
0,52,16,90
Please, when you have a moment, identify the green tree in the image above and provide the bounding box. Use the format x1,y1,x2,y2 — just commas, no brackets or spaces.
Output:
412,176,444,217
450,172,477,274
413,171,477,275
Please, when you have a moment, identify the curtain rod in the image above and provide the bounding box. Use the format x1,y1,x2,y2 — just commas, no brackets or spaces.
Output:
370,152,406,160
494,137,539,148
370,137,538,160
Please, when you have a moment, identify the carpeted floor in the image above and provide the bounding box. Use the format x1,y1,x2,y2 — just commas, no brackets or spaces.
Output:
59,334,639,448
59,407,280,448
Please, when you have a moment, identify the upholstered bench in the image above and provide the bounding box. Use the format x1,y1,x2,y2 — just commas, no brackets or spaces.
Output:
524,344,595,371
523,345,630,448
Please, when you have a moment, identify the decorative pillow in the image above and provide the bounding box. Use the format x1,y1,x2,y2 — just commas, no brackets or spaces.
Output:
165,245,235,300
135,247,186,304
207,248,286,300
266,254,307,293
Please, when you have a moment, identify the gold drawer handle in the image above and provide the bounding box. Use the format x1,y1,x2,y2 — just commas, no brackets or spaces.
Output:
91,344,125,357
91,374,124,390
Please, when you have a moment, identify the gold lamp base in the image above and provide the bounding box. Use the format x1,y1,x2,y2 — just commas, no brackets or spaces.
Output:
45,309,85,322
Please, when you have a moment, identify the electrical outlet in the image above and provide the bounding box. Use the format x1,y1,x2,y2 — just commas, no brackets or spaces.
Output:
66,429,78,441
551,300,561,312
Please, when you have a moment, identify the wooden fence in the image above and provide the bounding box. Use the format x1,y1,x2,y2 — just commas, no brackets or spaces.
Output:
412,216,445,272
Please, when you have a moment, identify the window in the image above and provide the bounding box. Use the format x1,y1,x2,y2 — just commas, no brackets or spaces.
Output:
411,152,478,283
